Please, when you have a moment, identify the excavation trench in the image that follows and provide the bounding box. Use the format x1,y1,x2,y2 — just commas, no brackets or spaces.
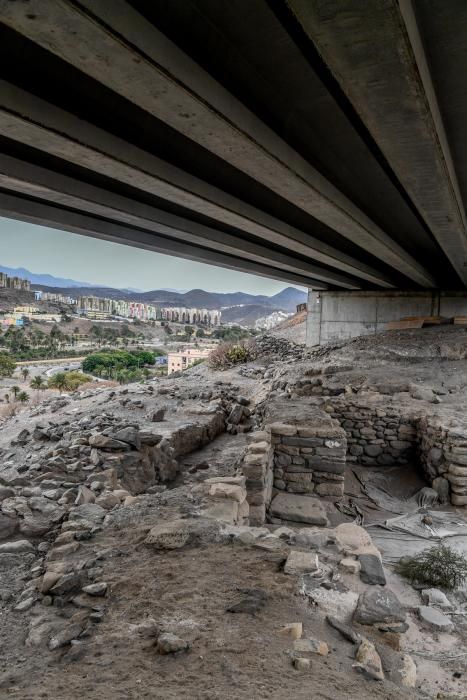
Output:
241,394,467,525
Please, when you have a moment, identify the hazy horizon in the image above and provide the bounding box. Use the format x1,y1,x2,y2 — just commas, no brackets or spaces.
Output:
0,217,304,296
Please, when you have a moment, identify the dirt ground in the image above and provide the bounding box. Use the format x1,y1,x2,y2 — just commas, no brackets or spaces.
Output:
2,325,467,699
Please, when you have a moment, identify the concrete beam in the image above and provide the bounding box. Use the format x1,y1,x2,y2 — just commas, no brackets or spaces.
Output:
0,155,361,289
0,80,394,289
285,0,467,285
0,191,329,290
0,0,434,287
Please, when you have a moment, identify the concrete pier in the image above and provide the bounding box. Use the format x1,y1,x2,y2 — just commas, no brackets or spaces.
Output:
306,290,467,346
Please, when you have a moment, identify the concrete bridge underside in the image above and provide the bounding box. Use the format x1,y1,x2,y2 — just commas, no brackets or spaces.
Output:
1,1,467,300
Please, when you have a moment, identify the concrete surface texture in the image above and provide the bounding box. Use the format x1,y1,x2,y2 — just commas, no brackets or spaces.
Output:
306,290,467,345
1,2,467,290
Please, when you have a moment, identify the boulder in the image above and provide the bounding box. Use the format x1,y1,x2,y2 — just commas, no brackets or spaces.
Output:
278,622,302,640
48,623,84,650
0,513,18,541
418,606,453,632
156,632,189,655
284,550,319,576
0,539,34,554
112,427,141,448
339,557,361,575
432,477,450,504
353,638,384,681
421,588,452,609
293,638,328,655
82,582,107,596
270,493,329,526
358,554,386,586
88,435,130,451
208,483,246,503
354,588,405,626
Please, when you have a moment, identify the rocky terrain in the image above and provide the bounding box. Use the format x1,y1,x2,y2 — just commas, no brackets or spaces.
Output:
0,327,467,698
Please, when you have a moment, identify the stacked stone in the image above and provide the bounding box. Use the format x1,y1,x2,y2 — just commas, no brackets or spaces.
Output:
204,476,250,525
270,422,346,499
328,401,417,466
241,431,275,525
419,418,467,506
254,334,307,362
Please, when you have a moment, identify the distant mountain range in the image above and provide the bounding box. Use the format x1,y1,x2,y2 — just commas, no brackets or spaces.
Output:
33,284,306,313
0,265,307,324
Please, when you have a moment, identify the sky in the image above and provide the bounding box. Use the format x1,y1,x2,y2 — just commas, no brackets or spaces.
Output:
0,217,297,295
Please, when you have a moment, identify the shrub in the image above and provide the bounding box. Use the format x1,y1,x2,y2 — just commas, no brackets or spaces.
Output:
208,340,257,370
396,543,467,590
48,371,92,392
0,354,16,378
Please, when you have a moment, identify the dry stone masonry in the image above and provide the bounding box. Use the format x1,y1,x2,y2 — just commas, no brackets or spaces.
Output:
326,398,418,467
241,406,346,525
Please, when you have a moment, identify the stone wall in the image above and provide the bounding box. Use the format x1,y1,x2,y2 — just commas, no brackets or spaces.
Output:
241,410,346,525
270,422,346,499
419,418,467,506
241,431,275,526
326,399,418,467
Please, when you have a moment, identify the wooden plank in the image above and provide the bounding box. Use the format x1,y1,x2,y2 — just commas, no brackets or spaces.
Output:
385,319,424,330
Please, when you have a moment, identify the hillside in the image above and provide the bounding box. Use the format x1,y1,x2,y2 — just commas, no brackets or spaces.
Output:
33,284,306,311
28,283,306,325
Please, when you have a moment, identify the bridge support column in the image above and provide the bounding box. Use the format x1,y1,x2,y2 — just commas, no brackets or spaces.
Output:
305,290,467,346
305,289,321,346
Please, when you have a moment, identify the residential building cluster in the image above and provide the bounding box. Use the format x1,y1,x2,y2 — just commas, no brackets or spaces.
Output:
161,307,221,325
77,296,158,321
76,296,222,325
34,290,77,304
0,272,30,291
1,306,62,326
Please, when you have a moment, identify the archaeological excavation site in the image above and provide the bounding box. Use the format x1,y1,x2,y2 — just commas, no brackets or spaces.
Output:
1,324,467,699
3,0,467,698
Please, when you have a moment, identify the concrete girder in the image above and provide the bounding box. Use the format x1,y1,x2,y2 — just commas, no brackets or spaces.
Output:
0,191,329,290
0,81,394,289
0,0,435,287
0,155,361,289
285,0,467,286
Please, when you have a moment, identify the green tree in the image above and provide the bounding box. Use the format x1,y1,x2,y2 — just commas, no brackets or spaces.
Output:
21,367,29,381
48,370,91,392
30,375,46,392
0,354,16,378
11,385,20,399
47,372,68,392
17,391,29,403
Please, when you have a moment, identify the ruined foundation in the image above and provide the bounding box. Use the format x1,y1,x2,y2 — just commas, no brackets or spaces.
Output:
242,404,346,525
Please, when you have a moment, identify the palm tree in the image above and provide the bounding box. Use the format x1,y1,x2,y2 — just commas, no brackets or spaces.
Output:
30,375,46,392
21,367,29,381
48,372,68,392
17,391,29,403
11,385,20,399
